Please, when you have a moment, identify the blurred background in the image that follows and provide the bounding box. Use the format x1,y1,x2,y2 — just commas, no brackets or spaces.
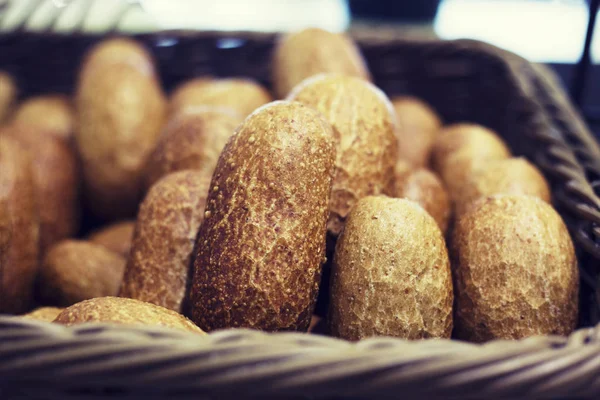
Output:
1,0,599,132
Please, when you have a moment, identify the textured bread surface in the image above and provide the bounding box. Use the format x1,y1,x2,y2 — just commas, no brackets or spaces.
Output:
38,240,126,307
451,195,579,342
190,101,336,332
88,220,136,258
273,28,370,98
22,307,64,322
0,136,39,314
289,74,398,236
144,107,243,191
392,96,441,168
54,296,204,333
120,170,211,312
329,196,453,341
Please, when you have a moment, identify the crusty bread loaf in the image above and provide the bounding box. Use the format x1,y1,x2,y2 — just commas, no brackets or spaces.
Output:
0,136,39,314
3,125,79,256
144,107,243,191
451,195,579,342
190,101,336,332
273,28,370,98
431,123,511,200
12,95,74,141
120,170,211,312
170,78,271,117
289,74,398,236
0,71,16,122
394,161,450,234
75,39,166,220
88,220,136,258
38,240,126,307
54,296,204,333
453,157,551,216
392,96,441,168
329,196,453,340
22,307,63,322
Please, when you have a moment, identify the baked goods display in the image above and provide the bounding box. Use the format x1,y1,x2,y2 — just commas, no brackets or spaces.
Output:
0,29,582,343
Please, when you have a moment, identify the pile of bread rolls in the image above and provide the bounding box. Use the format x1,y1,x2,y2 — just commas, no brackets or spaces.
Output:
0,28,579,342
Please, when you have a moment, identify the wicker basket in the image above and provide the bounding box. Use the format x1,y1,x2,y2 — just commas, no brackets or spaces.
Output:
2,30,600,399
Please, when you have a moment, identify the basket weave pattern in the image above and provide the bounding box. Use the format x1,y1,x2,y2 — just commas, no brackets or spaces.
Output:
1,31,600,399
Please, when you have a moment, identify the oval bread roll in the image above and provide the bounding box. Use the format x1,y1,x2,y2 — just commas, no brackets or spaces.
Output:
0,71,17,122
3,125,80,256
22,307,64,322
431,123,511,199
38,240,126,307
273,28,370,98
392,96,441,168
76,40,166,220
80,37,155,73
144,107,243,191
190,101,336,332
54,297,204,333
394,161,450,234
170,78,271,117
88,220,136,258
289,74,398,236
329,196,453,340
12,95,74,141
451,195,579,342
454,157,551,216
0,136,39,314
120,170,211,312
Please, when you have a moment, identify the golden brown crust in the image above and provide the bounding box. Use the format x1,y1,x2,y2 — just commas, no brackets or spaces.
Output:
38,240,126,307
54,296,204,333
169,78,272,117
394,162,451,234
289,74,398,236
273,28,370,98
3,125,80,256
79,38,155,75
21,306,64,322
120,170,211,312
0,71,17,122
190,101,336,332
88,220,136,258
76,56,166,220
12,95,74,141
329,196,453,340
454,157,551,216
144,107,243,191
451,195,579,342
392,96,441,168
0,136,39,314
431,123,511,200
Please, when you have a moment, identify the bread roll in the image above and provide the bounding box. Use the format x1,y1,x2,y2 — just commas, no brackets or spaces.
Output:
88,220,135,258
76,39,166,220
394,161,450,234
454,157,551,216
12,95,74,141
329,196,453,340
392,96,441,168
451,195,579,342
38,240,126,307
54,297,204,333
170,78,271,117
273,28,370,98
0,136,39,314
144,107,243,191
3,124,79,256
22,307,63,322
190,101,336,332
289,74,398,236
120,170,211,312
0,71,16,122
